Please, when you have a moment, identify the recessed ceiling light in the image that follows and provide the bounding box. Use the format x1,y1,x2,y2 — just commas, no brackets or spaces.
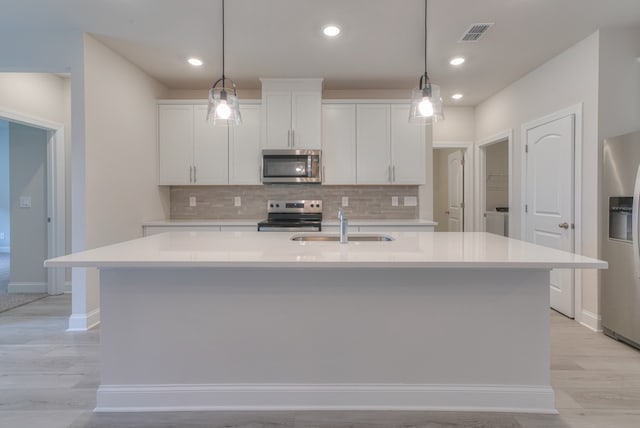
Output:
323,25,341,37
452,93,463,100
450,57,465,66
188,58,203,66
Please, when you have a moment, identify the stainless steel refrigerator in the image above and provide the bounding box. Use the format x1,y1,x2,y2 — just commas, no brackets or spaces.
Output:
602,130,640,349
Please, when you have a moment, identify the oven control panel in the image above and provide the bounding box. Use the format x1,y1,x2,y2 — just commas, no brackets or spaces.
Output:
267,200,322,214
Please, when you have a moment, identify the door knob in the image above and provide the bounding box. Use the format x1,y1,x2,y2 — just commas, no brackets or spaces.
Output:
558,222,569,229
445,211,450,214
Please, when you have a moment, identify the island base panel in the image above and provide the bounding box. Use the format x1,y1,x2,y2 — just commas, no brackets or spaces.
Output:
96,267,555,413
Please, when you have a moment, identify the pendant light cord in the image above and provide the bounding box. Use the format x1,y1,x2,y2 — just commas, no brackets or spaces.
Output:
221,0,225,81
424,0,428,75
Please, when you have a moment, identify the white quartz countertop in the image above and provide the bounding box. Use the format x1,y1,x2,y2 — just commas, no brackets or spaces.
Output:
45,231,606,270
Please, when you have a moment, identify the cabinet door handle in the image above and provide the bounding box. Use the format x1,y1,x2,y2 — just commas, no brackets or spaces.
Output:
189,166,193,183
287,130,291,147
193,165,197,183
388,165,392,183
291,129,295,147
392,165,396,182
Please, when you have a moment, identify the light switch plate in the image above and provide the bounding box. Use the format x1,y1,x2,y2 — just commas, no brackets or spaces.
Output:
341,196,349,207
404,196,418,207
19,196,32,208
189,196,197,207
391,196,399,207
234,196,241,207
0,232,4,240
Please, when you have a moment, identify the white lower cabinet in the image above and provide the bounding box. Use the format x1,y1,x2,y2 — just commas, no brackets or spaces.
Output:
322,224,434,233
143,226,221,236
158,101,261,185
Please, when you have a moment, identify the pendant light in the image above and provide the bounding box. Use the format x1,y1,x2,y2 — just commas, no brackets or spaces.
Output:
409,0,443,124
207,0,241,125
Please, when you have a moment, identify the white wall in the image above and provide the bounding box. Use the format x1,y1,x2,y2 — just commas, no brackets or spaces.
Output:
597,27,640,140
81,34,169,324
0,120,9,252
0,72,72,255
434,107,475,143
8,123,48,289
83,35,169,249
475,32,600,319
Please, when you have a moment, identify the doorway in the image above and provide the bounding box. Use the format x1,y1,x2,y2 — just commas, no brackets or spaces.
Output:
433,144,473,232
0,120,50,308
477,134,512,237
0,110,66,299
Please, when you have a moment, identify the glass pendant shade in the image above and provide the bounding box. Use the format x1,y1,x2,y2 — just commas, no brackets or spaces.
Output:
409,0,444,124
206,0,241,126
409,81,443,124
207,80,241,125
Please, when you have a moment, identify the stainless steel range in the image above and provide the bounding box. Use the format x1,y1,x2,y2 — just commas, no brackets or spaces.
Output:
257,200,322,232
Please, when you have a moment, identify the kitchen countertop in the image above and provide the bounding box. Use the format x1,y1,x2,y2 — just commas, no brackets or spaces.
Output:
46,231,605,270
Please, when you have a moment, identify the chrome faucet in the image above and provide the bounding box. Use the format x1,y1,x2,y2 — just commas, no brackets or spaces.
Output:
338,208,348,243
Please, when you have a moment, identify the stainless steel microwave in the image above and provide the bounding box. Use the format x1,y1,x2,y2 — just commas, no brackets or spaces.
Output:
261,149,322,184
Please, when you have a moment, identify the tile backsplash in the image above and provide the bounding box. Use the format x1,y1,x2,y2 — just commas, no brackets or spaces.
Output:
171,185,419,219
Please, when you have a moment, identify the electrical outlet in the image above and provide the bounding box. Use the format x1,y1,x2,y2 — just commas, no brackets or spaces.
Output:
189,196,197,207
341,196,349,207
234,196,241,207
19,196,32,208
391,196,399,207
0,232,4,240
403,196,417,207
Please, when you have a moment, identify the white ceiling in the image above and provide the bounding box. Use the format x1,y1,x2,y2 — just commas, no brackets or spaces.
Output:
2,0,640,106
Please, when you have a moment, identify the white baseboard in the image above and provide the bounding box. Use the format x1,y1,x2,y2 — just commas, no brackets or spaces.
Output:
7,281,47,293
67,307,101,331
0,246,9,253
580,309,602,332
95,383,557,414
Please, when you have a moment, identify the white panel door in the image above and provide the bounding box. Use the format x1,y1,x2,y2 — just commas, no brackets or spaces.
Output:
447,150,464,232
356,104,391,184
390,104,425,184
291,91,322,149
525,114,574,317
262,91,292,149
229,104,261,185
193,106,228,184
322,104,356,184
158,104,193,185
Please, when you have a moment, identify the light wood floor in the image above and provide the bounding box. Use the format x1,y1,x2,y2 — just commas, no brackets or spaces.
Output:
1,295,639,428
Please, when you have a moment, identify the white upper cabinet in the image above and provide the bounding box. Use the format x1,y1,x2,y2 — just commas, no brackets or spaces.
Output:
158,104,194,185
158,101,261,185
229,104,261,184
193,105,229,185
356,104,391,184
353,103,426,185
260,78,323,149
390,104,426,184
322,104,357,185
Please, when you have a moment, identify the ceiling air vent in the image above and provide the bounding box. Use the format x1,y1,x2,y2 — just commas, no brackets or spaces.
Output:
459,23,494,42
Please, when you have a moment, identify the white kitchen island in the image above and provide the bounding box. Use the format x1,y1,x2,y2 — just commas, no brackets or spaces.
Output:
45,231,606,414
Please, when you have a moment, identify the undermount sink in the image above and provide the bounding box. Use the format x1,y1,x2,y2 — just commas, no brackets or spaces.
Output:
290,234,394,242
